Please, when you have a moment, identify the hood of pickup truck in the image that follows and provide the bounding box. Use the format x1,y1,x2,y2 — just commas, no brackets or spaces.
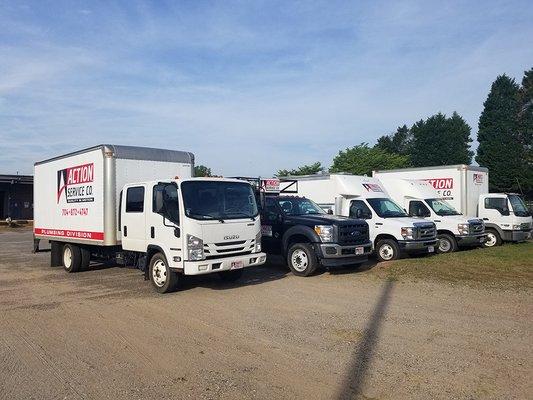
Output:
284,214,363,226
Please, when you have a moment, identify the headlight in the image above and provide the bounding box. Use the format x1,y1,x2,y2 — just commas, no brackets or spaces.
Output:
187,234,204,261
512,224,521,230
314,225,334,242
401,227,415,240
458,223,470,235
255,231,262,253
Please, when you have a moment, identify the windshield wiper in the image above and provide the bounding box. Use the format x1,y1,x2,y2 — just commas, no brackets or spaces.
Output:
224,212,255,220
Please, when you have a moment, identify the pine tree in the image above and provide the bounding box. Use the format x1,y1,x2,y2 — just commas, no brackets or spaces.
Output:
476,74,523,192
375,125,412,156
518,68,533,197
410,112,473,167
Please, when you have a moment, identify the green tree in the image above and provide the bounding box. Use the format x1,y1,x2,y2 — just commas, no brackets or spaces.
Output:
410,112,473,167
476,74,524,192
518,68,533,197
330,143,410,176
277,162,324,177
194,165,212,177
375,124,412,156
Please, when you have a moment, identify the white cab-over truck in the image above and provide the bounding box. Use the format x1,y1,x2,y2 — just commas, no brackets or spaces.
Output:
34,145,266,293
373,177,485,253
283,174,437,262
373,165,532,247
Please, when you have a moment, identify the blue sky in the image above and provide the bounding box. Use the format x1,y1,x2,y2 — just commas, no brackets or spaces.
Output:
1,0,532,176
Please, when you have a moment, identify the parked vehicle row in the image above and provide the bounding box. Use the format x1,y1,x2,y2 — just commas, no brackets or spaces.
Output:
33,146,532,293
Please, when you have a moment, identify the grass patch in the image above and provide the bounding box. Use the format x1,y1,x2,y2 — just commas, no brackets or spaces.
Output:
368,241,533,289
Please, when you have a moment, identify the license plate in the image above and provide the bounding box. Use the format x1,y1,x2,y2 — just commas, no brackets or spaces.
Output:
355,246,364,255
231,261,244,269
428,246,434,253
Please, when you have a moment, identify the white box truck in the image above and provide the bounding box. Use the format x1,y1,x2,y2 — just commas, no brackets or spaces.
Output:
373,165,532,247
373,177,486,253
34,145,266,293
283,174,438,262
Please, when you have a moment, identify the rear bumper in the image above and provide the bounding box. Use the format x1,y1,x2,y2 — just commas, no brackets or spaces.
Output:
316,242,373,267
181,252,267,275
456,234,486,246
398,239,438,253
502,230,532,242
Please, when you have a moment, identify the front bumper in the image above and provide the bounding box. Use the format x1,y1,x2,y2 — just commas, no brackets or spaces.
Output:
315,242,373,267
502,229,532,242
456,234,486,246
398,239,438,253
182,252,267,275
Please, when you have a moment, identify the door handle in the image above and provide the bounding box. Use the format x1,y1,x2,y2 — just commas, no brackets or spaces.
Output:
482,218,489,221
151,226,155,239
124,226,128,236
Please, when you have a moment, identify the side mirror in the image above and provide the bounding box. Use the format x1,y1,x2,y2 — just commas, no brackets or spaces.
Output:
327,209,333,215
174,227,181,238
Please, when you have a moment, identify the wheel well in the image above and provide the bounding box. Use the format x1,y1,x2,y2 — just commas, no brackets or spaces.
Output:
374,234,397,246
286,234,312,249
437,230,455,237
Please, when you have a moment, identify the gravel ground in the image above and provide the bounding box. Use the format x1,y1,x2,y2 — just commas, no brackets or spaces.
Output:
0,229,531,399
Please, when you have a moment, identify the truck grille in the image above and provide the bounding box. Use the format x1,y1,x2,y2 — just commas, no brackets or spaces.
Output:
468,220,485,234
203,239,255,258
414,223,436,240
521,222,532,231
338,223,369,245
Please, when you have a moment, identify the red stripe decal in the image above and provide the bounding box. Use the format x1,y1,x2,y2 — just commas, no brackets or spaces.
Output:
34,228,104,241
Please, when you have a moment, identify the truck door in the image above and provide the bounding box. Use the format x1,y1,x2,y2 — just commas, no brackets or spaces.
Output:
408,200,431,219
121,185,147,251
261,196,283,254
148,183,182,261
480,196,509,226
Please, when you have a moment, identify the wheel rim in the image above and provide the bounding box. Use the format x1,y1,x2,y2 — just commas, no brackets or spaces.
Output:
485,232,497,247
152,259,167,287
439,237,451,252
63,247,72,268
290,249,309,272
379,244,395,261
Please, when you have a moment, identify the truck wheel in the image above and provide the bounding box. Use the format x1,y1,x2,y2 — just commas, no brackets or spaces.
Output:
62,243,82,273
287,243,318,277
149,252,179,293
437,234,457,253
376,239,400,262
219,268,244,282
483,229,502,248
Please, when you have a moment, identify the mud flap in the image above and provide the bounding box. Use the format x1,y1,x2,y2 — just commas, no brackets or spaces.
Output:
50,241,62,267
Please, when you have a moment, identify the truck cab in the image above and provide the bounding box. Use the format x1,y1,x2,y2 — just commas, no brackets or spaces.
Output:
377,178,486,253
478,193,532,246
119,178,266,291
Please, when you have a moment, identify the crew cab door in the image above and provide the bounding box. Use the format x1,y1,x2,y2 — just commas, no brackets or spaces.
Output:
121,185,147,251
260,197,283,254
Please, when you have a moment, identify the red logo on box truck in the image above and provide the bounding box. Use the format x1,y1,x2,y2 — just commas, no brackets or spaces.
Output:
57,163,95,203
426,178,453,190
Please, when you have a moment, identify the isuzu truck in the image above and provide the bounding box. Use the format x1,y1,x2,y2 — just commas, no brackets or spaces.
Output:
373,165,532,247
34,145,266,293
283,174,437,262
374,177,485,253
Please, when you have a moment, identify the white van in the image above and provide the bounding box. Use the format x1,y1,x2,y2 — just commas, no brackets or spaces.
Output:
283,174,437,262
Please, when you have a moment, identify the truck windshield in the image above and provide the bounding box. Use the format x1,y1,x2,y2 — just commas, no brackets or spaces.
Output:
425,198,461,216
366,198,408,218
181,181,258,220
277,197,326,216
508,194,531,217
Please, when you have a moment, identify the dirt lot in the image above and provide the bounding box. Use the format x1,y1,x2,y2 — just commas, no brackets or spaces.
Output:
1,229,532,400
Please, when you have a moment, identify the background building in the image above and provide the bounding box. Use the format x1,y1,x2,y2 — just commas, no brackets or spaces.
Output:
0,174,33,220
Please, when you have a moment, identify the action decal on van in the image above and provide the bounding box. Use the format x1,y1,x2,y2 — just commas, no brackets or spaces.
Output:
57,163,95,204
425,178,453,190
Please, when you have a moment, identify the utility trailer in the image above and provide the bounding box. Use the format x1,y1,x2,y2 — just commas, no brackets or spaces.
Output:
34,145,266,292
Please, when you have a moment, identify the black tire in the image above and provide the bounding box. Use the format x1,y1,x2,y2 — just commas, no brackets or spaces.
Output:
219,268,244,282
375,239,400,262
483,229,502,248
437,233,457,254
287,243,318,277
149,252,179,293
62,243,82,273
80,247,91,271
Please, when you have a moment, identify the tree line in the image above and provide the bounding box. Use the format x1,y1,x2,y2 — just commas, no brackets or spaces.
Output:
196,68,532,196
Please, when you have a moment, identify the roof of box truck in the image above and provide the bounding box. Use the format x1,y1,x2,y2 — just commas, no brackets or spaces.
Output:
373,164,488,174
34,144,194,166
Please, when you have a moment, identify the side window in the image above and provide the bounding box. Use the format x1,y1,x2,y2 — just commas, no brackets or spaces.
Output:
153,183,180,224
349,200,372,219
263,197,280,222
484,197,508,214
409,200,430,217
126,186,145,213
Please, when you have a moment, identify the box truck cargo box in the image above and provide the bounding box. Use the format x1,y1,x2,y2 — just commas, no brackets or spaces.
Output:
34,145,266,293
373,165,532,247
